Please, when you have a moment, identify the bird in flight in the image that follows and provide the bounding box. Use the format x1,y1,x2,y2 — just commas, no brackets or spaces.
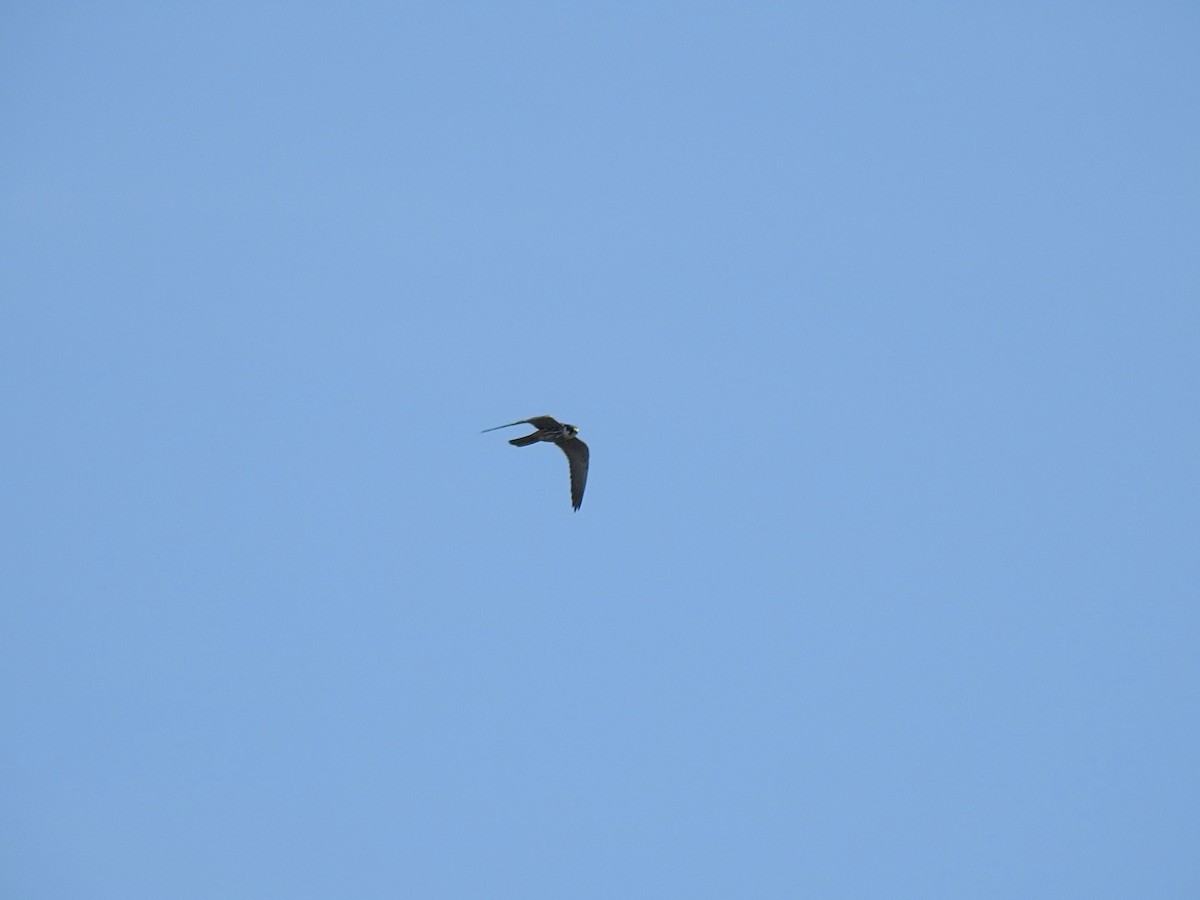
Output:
482,415,589,511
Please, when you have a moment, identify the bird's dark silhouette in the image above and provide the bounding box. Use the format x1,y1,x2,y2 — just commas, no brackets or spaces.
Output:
482,415,589,511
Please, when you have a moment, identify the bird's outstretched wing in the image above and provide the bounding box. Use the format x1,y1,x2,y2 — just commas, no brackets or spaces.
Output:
555,438,589,511
480,415,561,433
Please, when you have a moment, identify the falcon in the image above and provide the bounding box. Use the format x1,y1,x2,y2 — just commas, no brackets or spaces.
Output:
482,415,589,511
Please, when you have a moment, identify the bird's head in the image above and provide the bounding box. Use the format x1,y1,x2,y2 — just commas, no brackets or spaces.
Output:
565,424,579,437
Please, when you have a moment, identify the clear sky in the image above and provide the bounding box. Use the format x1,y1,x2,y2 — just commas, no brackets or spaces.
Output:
3,3,1198,898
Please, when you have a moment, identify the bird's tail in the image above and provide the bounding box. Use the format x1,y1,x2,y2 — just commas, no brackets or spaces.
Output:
508,433,542,447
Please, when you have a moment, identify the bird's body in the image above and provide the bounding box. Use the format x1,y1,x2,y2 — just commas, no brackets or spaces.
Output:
482,415,589,510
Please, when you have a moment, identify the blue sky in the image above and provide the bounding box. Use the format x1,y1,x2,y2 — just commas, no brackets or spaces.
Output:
3,3,1198,897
